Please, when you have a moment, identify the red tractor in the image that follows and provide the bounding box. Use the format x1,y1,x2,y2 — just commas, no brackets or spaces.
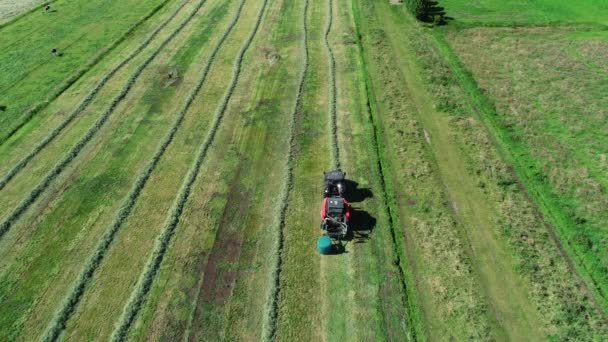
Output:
318,170,350,253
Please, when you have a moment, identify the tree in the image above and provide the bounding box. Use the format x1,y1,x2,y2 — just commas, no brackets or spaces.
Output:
404,0,447,24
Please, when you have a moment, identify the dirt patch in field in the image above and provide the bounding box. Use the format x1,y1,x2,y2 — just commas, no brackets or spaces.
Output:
261,46,280,66
157,65,181,88
188,161,251,340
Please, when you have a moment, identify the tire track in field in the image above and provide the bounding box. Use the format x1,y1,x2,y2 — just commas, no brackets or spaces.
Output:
0,0,209,240
39,1,246,340
0,0,172,145
110,0,269,340
324,0,339,169
260,0,308,340
0,0,188,190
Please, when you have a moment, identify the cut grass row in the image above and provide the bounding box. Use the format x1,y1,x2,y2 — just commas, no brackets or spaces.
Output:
0,0,229,339
0,0,190,191
121,0,300,339
274,0,332,338
0,0,210,239
0,0,173,145
39,0,245,340
323,0,339,169
110,0,269,338
261,0,308,339
183,1,302,336
319,0,363,337
11,1,239,339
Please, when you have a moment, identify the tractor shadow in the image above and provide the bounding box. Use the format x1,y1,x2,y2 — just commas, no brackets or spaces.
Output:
330,209,376,255
347,208,376,243
339,179,377,249
344,179,372,203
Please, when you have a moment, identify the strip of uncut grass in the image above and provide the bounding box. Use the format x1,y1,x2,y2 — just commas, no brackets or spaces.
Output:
326,0,417,338
39,1,244,341
422,32,608,336
0,0,209,240
0,0,189,191
0,0,174,145
110,1,269,339
432,29,608,309
433,29,608,310
323,0,339,169
260,0,308,340
353,0,500,339
373,3,546,339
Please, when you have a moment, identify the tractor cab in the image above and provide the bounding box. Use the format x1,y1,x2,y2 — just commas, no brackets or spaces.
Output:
323,169,346,197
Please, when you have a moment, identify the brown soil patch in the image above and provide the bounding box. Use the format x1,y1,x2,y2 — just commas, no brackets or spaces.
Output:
188,162,251,340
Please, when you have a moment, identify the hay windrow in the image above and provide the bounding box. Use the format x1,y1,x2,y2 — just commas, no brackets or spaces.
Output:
110,0,270,339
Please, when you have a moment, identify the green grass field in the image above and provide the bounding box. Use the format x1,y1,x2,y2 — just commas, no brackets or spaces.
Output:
0,0,606,340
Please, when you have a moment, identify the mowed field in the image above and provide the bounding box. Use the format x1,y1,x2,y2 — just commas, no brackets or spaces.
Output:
0,0,606,340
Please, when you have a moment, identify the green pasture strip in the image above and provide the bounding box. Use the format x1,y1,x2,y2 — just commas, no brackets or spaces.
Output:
0,0,189,167
274,0,331,339
432,25,608,313
440,0,608,26
107,0,269,339
40,0,239,340
0,0,190,193
444,27,608,194
0,0,175,146
0,1,228,339
0,0,57,27
442,27,608,267
0,0,209,238
0,0,171,140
